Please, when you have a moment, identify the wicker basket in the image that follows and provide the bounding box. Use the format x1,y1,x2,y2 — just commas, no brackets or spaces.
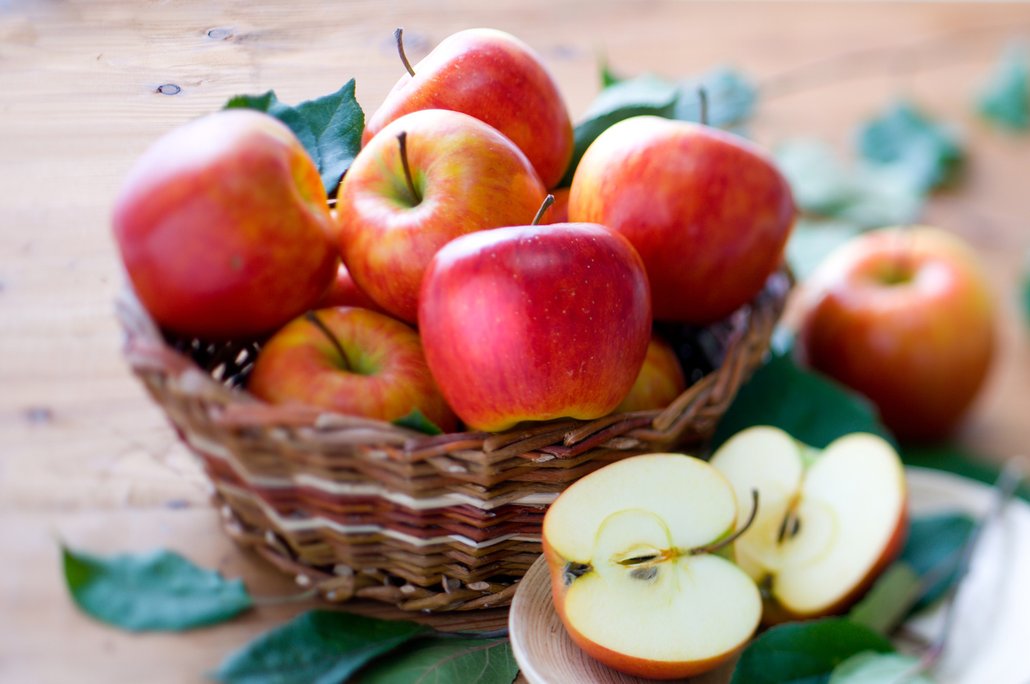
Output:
117,268,790,612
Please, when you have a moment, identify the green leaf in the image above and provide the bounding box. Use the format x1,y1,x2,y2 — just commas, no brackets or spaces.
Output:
225,81,364,197
786,218,863,281
712,352,893,451
898,512,975,612
855,99,965,192
214,610,430,684
62,546,252,632
392,408,443,435
357,637,518,684
902,446,1030,503
599,56,622,88
829,652,935,684
730,618,894,684
674,66,757,129
977,43,1030,131
847,563,921,635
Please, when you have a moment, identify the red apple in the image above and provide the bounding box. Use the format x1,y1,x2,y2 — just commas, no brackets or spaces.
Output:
418,223,651,432
569,116,795,324
112,109,338,340
337,108,546,323
315,263,386,314
615,334,687,413
247,307,456,432
364,28,573,189
796,226,995,443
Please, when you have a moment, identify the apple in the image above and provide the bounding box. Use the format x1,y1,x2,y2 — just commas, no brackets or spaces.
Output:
542,453,762,679
112,109,338,340
418,222,651,432
364,28,573,189
569,115,795,324
247,307,456,432
710,426,908,622
315,262,387,314
615,334,687,413
795,226,995,443
337,108,547,323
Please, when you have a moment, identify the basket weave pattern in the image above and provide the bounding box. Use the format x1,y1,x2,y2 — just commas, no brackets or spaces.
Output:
118,269,790,612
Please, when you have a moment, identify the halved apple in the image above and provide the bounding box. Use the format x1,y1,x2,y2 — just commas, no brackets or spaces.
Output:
541,453,762,679
709,427,908,622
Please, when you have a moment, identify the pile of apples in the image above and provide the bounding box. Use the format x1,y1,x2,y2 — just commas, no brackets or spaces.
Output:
111,28,796,434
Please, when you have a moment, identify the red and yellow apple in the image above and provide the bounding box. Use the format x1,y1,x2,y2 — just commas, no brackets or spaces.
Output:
710,426,908,622
796,226,995,443
569,116,795,324
418,223,651,432
542,453,762,679
112,109,338,340
247,307,456,432
615,334,687,413
315,263,387,314
337,108,546,324
364,28,573,189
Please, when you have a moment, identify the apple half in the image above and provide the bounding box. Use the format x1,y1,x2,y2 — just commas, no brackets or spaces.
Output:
542,454,762,679
710,427,908,622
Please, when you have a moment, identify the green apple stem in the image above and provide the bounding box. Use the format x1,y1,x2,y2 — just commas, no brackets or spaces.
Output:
531,194,555,226
698,86,709,126
304,310,352,372
394,28,416,77
689,488,760,555
396,131,422,205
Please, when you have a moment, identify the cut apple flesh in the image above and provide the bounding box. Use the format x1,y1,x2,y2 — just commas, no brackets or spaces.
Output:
543,454,762,674
711,427,907,618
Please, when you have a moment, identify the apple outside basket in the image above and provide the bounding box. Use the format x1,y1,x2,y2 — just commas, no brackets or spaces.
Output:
116,269,790,613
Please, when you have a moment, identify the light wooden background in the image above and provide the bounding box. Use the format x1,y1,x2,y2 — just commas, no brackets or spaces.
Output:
2,1,1028,682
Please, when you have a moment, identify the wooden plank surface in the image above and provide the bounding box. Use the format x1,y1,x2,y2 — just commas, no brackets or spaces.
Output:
1,1,1028,682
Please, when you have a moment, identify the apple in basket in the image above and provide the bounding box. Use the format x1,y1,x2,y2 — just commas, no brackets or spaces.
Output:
710,426,908,622
337,108,547,324
112,109,338,340
364,28,574,189
418,221,651,432
569,115,795,324
615,333,687,413
315,262,387,314
247,307,457,432
542,453,762,679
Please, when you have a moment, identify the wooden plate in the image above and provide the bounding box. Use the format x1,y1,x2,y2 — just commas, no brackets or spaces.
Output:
509,467,1030,684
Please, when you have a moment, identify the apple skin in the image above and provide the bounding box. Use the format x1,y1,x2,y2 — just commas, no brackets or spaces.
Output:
112,109,338,340
796,226,995,443
569,116,795,324
615,334,687,413
247,307,456,432
315,263,387,314
364,28,573,189
418,223,651,432
338,108,547,324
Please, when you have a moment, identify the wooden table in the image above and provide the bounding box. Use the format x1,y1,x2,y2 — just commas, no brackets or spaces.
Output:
2,2,1028,682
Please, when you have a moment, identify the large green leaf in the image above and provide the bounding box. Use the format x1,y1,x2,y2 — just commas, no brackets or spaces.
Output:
847,563,921,635
730,618,894,684
62,547,252,632
214,611,430,684
977,43,1029,131
357,637,518,684
829,652,935,684
711,352,893,451
898,512,976,612
225,81,364,197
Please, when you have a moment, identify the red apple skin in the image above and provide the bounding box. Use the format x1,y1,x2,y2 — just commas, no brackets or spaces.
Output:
112,109,338,340
796,227,995,443
315,263,387,314
615,334,687,413
418,223,651,432
539,187,570,225
338,109,547,324
364,28,573,189
247,307,456,432
569,116,795,324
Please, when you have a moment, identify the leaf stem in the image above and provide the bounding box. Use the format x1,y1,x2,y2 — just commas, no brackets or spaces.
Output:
305,311,352,372
531,194,555,226
396,131,422,205
697,86,709,126
394,28,416,77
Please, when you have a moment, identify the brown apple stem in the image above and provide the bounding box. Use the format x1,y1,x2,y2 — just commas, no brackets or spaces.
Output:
697,86,709,126
690,489,760,555
531,194,555,226
394,28,416,77
396,131,422,204
305,310,352,372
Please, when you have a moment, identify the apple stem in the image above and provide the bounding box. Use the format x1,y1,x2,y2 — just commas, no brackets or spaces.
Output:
690,489,760,556
304,310,352,373
396,131,422,205
531,194,555,226
697,86,709,126
394,28,416,77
